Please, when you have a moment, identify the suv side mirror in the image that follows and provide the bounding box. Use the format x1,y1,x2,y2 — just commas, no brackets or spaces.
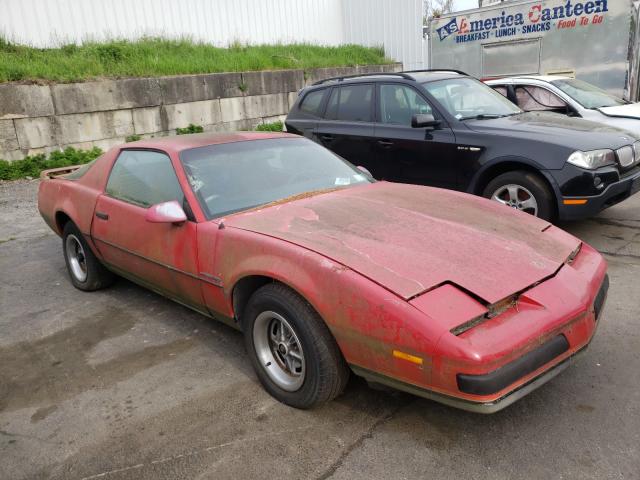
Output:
145,200,187,225
411,113,440,129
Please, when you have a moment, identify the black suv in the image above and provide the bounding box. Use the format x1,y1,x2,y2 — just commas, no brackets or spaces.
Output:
285,70,640,221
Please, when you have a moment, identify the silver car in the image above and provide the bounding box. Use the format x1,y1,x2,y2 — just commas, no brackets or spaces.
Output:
486,76,640,136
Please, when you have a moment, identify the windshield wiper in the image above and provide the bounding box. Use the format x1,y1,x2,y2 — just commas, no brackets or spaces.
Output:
459,113,514,121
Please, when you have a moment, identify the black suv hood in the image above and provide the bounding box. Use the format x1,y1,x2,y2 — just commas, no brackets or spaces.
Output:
464,111,638,151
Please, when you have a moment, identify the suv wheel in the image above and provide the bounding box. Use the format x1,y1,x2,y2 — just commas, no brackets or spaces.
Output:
483,171,555,221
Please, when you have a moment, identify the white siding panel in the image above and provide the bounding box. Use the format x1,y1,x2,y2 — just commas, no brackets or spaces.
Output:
0,0,424,68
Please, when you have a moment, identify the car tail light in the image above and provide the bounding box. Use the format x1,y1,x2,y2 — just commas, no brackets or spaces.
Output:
616,146,634,168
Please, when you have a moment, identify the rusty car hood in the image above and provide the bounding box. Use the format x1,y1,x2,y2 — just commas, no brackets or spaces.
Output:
224,182,580,303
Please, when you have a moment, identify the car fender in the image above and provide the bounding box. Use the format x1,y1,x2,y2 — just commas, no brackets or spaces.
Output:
469,155,563,203
217,226,442,386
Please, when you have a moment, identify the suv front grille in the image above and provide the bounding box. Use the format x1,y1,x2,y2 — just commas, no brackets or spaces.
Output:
616,146,634,168
633,141,640,165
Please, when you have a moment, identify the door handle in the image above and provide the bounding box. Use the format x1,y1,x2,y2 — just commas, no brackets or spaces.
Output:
377,140,394,147
95,211,109,220
320,134,335,141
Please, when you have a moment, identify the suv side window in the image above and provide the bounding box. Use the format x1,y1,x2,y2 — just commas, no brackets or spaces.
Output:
106,150,184,208
325,84,373,122
515,85,567,112
299,89,326,117
379,84,432,125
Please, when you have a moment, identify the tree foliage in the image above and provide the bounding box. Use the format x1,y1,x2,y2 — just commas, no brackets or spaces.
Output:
424,0,455,23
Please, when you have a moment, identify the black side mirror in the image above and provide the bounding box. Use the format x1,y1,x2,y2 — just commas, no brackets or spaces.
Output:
566,106,580,117
411,113,440,130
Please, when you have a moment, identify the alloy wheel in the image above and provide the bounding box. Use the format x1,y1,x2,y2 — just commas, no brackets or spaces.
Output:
65,234,88,283
491,184,539,216
253,311,306,392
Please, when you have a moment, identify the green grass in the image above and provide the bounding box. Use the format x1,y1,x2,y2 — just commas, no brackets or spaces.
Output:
176,124,204,135
0,38,390,83
0,147,103,180
255,121,284,132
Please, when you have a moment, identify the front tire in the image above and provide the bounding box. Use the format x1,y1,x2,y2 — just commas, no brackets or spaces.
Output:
62,222,115,291
483,170,556,221
243,283,349,409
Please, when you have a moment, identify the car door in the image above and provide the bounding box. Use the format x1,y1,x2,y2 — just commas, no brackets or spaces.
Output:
314,83,378,171
91,149,204,310
373,83,458,188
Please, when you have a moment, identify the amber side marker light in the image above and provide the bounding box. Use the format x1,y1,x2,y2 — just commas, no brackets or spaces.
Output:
392,350,423,365
563,199,588,205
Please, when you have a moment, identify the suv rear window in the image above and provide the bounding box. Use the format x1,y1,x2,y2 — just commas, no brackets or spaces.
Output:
299,89,326,117
325,84,373,122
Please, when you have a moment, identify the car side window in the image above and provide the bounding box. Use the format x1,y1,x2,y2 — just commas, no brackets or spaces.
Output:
325,84,373,122
379,84,432,125
106,150,184,208
299,89,326,117
492,86,508,97
515,85,567,112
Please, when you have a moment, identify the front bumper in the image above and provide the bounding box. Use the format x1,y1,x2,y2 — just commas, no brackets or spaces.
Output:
352,348,582,414
354,272,609,414
557,167,640,220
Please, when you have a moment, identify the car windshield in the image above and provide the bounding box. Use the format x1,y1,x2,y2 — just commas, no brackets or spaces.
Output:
180,137,373,219
551,78,627,109
422,77,521,120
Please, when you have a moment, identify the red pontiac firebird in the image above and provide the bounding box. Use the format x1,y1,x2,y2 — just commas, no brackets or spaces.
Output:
38,132,609,413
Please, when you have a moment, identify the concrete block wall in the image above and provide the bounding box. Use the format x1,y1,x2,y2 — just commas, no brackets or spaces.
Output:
0,64,402,161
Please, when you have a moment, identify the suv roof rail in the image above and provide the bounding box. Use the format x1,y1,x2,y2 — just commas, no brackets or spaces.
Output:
402,69,469,76
312,72,415,86
311,69,469,86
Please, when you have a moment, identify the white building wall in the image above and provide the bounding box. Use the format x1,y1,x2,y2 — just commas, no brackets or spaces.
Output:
0,0,426,68
341,0,425,69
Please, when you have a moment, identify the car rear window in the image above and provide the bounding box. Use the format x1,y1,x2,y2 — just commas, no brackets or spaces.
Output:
64,159,97,180
325,84,373,122
299,89,326,117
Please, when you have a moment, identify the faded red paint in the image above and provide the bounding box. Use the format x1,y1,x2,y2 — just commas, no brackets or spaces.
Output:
38,132,608,410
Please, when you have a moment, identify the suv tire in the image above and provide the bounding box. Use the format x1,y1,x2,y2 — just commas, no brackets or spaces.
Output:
483,170,556,221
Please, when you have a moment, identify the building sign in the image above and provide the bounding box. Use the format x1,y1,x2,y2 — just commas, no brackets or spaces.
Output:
435,0,609,43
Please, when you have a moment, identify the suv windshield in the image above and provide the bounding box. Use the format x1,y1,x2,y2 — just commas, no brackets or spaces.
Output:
422,77,521,120
180,137,372,219
551,78,627,109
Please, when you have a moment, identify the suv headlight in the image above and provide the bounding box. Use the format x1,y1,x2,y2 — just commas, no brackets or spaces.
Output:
567,149,616,169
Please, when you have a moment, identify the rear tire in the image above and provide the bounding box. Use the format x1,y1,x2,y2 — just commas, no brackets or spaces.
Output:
483,170,556,221
243,283,349,409
62,222,115,291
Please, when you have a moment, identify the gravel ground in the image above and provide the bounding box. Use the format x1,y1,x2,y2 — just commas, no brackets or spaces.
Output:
0,179,639,480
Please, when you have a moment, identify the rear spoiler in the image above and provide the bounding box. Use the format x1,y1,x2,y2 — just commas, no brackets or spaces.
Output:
40,165,82,180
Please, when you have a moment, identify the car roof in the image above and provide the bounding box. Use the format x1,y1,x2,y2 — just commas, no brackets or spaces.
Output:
118,131,297,152
487,75,572,84
408,71,467,83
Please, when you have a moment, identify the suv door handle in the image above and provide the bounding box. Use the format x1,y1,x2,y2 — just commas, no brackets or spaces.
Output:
95,211,109,220
320,134,335,141
377,140,394,147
